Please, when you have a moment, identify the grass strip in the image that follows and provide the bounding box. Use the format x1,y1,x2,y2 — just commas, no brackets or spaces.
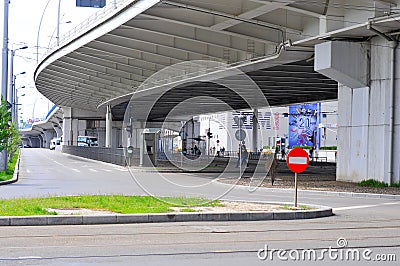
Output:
0,151,19,182
0,195,221,216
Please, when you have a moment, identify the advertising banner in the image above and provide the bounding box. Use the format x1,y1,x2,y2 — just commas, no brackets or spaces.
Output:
288,103,321,148
76,0,106,8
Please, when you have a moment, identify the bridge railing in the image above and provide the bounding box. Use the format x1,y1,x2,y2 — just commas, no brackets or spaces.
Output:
44,0,138,59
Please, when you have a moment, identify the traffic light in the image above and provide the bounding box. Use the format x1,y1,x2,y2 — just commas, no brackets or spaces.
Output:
207,132,213,138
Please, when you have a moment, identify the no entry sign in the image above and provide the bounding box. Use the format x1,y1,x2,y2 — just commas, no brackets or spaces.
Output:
286,148,310,173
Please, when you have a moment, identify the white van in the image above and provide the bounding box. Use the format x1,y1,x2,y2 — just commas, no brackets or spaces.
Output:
77,136,98,147
50,137,61,150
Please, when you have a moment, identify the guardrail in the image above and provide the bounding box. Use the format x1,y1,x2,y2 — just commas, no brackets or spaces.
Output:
43,0,138,59
62,146,139,166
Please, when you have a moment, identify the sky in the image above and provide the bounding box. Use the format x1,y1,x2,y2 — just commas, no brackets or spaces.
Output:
0,0,99,122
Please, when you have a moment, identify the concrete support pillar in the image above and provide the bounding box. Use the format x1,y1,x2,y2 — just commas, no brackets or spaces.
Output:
39,134,44,148
252,109,258,152
53,124,62,138
71,118,79,146
315,38,400,184
62,107,72,146
43,131,54,149
105,105,112,148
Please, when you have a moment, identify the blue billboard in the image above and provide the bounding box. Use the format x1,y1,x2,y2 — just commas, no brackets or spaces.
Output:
288,103,321,148
76,0,106,8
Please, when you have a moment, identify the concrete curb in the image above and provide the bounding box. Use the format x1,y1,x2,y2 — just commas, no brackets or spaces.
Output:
0,205,333,226
0,151,20,186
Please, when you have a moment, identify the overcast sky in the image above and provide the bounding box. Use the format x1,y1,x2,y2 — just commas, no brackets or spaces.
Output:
1,0,99,121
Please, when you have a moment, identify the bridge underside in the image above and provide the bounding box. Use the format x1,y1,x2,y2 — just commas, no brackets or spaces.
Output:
32,0,400,184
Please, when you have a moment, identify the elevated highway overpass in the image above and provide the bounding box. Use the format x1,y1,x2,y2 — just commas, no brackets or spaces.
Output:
27,0,400,184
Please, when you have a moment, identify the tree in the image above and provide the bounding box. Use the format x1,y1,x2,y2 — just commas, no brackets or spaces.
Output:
0,99,13,171
7,122,21,159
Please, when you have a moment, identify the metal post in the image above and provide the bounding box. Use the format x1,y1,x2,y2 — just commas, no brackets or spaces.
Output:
12,75,16,122
2,0,9,100
294,172,298,207
56,0,61,46
0,0,9,171
8,50,14,104
105,104,112,148
252,108,258,153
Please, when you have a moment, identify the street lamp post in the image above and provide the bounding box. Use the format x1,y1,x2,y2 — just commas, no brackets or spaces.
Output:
15,92,25,129
0,0,9,172
11,71,26,123
1,0,9,100
8,45,28,120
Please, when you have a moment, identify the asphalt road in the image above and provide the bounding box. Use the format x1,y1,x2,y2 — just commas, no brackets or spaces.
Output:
0,148,398,265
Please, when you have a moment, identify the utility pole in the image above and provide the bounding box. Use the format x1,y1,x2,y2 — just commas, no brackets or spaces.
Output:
1,0,9,172
2,0,9,100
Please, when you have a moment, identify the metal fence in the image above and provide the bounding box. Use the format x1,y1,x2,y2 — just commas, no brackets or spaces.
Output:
62,146,139,166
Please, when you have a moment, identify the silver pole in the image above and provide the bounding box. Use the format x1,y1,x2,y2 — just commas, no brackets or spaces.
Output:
12,75,16,123
0,0,9,171
1,0,9,100
294,172,298,207
56,0,61,46
7,49,14,105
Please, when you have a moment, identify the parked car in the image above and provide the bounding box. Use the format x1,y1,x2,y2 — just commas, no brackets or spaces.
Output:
50,137,61,150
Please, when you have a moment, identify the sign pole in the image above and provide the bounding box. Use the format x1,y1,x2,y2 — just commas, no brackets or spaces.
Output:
286,148,309,209
294,172,298,207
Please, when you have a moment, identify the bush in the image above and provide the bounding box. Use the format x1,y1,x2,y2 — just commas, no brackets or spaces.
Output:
292,146,312,149
320,146,337,150
357,179,400,188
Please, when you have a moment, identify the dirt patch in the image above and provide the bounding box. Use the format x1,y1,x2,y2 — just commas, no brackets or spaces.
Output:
218,175,400,195
172,201,307,213
46,208,118,215
46,202,308,216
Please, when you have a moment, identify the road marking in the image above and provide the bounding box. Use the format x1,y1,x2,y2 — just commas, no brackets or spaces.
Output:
71,168,80,173
334,202,399,211
17,256,43,259
89,169,98,172
26,169,30,173
52,160,66,167
102,169,112,172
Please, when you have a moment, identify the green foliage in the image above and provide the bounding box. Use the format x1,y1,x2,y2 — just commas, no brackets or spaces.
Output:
0,99,12,152
358,179,388,188
0,196,221,216
292,146,312,149
390,182,400,188
320,146,337,150
0,150,19,181
7,122,21,158
358,179,400,188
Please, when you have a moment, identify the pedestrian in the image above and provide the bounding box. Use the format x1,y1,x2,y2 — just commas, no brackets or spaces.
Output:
236,144,242,167
265,152,278,185
240,144,248,167
281,148,286,160
309,147,314,159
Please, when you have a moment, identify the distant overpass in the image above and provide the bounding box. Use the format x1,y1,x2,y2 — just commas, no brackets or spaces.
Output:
30,0,400,184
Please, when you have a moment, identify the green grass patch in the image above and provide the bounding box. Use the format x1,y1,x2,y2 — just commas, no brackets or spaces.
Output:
0,195,220,216
0,150,19,182
280,205,313,211
180,208,196,212
358,179,400,188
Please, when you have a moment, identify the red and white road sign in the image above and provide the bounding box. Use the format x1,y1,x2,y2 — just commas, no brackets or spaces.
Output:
286,148,310,173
